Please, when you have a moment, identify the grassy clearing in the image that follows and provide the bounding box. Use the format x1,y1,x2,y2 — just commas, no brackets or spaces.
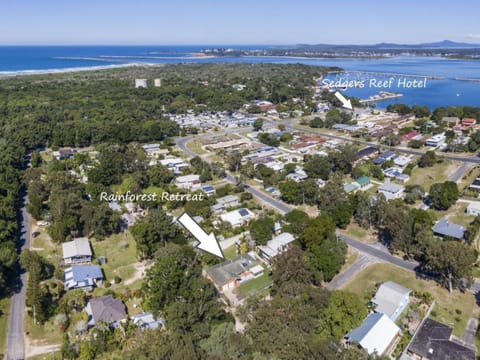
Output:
186,140,207,155
344,263,478,336
340,222,378,244
92,231,138,284
441,202,475,227
407,160,461,190
223,245,238,260
238,265,272,297
25,315,63,345
0,297,11,355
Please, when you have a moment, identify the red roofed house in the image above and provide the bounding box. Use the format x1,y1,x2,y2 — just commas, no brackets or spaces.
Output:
402,131,420,142
455,118,477,132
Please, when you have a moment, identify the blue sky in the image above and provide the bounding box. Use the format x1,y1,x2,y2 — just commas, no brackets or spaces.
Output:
1,0,480,45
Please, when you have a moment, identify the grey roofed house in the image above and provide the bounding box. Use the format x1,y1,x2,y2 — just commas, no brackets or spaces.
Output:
85,295,127,327
372,281,411,321
62,238,93,264
407,318,475,360
206,252,263,291
433,219,466,240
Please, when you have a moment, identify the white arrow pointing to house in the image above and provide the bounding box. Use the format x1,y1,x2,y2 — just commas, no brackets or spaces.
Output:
177,213,224,258
334,91,353,110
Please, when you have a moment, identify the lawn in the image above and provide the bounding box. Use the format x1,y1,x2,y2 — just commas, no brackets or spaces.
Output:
339,222,378,244
344,263,479,337
407,160,461,191
238,265,272,297
441,202,475,227
92,231,138,285
223,245,238,260
185,140,207,155
0,297,11,356
25,315,63,345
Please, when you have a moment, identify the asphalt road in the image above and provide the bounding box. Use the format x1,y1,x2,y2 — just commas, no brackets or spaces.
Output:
6,196,30,360
336,233,418,272
326,254,377,290
461,318,478,350
448,162,474,182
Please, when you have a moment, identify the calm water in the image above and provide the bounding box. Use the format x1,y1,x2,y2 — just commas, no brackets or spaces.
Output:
0,46,479,109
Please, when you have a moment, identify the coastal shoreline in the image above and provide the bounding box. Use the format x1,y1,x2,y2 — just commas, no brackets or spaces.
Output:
0,62,152,78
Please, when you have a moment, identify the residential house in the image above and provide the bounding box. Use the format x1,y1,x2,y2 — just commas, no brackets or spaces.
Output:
85,295,127,327
402,131,421,142
433,219,466,240
467,202,480,216
53,147,76,160
357,146,379,160
344,182,360,194
211,195,240,213
286,170,308,182
220,208,255,227
175,174,201,190
355,176,371,190
425,133,446,147
258,232,295,262
454,118,477,132
372,281,411,321
206,252,264,292
407,318,475,360
131,312,164,330
62,238,93,265
201,185,216,197
393,155,413,167
441,117,460,127
469,177,480,191
64,265,104,291
378,182,404,200
345,313,400,356
160,157,189,172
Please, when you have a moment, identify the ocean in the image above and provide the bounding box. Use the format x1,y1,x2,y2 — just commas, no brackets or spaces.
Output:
0,45,479,109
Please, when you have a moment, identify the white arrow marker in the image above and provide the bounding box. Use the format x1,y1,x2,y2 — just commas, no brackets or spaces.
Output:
177,213,224,258
334,91,353,110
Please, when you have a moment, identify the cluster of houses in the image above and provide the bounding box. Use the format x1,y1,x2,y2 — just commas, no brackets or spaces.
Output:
344,281,476,359
60,237,162,331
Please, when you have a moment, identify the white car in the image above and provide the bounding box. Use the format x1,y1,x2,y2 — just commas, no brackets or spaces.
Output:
37,221,50,226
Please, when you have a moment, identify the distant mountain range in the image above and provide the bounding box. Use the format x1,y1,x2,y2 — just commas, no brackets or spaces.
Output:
295,40,480,50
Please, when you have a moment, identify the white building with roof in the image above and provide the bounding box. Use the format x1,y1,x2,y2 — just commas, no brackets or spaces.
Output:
258,232,295,262
467,202,480,216
346,313,400,355
220,208,255,227
62,238,93,265
425,133,446,147
372,281,411,321
175,174,201,190
378,182,404,200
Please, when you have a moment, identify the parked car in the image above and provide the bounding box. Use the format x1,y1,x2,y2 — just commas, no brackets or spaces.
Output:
31,231,40,238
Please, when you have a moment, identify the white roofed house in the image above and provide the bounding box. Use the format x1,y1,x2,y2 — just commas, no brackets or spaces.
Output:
372,281,411,321
62,238,93,265
220,208,255,227
345,313,400,356
175,174,201,190
378,182,404,201
258,232,295,263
